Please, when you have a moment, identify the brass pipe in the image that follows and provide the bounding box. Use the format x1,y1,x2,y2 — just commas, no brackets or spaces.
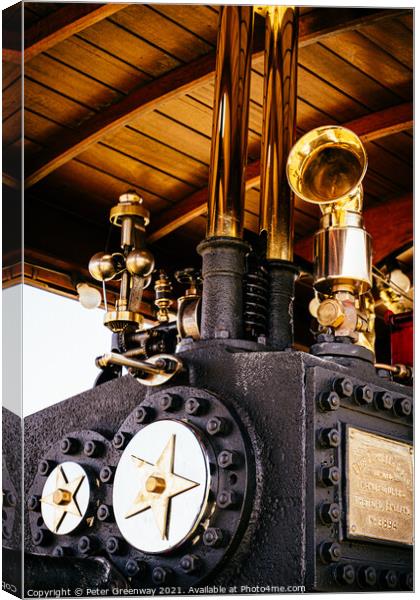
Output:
259,6,299,261
207,6,254,239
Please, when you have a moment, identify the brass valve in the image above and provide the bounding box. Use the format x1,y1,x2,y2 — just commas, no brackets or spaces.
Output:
154,270,173,323
175,269,202,341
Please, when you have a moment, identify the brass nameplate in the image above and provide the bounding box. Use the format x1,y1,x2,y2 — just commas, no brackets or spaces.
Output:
347,427,413,546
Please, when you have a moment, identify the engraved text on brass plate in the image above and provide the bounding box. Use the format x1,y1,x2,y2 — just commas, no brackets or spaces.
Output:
347,427,413,545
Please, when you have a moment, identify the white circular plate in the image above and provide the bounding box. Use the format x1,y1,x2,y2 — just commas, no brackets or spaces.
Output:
113,419,210,553
40,461,90,535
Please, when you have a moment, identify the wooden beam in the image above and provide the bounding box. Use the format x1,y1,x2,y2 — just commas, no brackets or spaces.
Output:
345,102,413,142
25,8,404,189
147,103,413,243
3,4,128,64
295,193,413,265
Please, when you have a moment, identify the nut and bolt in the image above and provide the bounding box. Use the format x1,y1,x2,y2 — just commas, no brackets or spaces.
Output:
185,397,207,416
106,536,124,555
28,495,40,512
334,564,355,585
217,490,238,509
319,502,341,524
60,437,78,455
125,558,146,578
99,465,115,484
320,466,340,487
180,554,201,574
152,566,172,585
84,440,103,457
207,417,230,436
394,397,412,418
332,377,353,398
38,460,56,476
135,406,154,424
319,541,341,563
358,566,377,587
318,391,340,412
203,527,225,548
78,535,96,555
160,393,181,412
217,450,240,469
318,428,341,448
97,504,113,522
381,569,398,589
374,391,393,411
354,385,374,406
113,432,131,450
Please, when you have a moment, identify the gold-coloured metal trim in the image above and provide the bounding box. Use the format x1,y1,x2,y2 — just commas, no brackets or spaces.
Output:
207,6,254,239
259,6,299,261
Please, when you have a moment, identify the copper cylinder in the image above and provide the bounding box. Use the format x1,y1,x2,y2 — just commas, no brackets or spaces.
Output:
259,6,299,261
207,6,254,239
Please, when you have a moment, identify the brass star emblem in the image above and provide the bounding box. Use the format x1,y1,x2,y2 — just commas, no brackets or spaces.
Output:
125,434,199,540
40,466,85,533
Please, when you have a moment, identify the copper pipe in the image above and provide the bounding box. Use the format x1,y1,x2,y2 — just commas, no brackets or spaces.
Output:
207,6,254,239
259,6,299,261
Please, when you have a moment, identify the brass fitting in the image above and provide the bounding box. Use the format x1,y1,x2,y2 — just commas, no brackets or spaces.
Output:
154,270,173,323
317,299,345,328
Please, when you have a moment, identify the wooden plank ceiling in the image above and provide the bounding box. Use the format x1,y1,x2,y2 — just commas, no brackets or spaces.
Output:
2,3,413,301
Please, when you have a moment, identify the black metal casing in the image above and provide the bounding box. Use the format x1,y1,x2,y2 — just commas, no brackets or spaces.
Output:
23,344,413,593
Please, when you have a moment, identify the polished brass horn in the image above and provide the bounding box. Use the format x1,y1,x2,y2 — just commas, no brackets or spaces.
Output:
286,125,372,295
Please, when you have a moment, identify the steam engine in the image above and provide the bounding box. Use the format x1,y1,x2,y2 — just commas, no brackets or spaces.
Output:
16,6,413,595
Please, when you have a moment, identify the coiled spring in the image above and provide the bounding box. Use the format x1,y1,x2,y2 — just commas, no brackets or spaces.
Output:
244,266,269,340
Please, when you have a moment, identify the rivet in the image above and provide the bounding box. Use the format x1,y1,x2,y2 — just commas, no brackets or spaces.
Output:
38,460,56,476
113,432,131,450
135,406,154,424
60,437,78,455
84,440,103,457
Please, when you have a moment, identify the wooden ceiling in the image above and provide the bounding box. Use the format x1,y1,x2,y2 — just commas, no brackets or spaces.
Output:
2,4,413,309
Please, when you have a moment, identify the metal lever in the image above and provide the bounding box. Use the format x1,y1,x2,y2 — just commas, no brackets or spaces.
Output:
95,352,183,387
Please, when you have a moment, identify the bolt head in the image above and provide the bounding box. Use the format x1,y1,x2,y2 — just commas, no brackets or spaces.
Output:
319,502,341,524
374,391,393,411
38,460,55,476
113,432,130,450
126,558,145,578
359,566,377,587
402,572,413,590
207,417,229,436
395,397,412,417
203,527,225,547
333,377,353,398
180,554,200,574
33,529,48,546
97,504,112,522
84,440,102,457
320,541,341,563
159,393,181,412
99,466,115,484
52,545,65,557
217,490,238,509
135,406,154,424
319,391,340,411
28,495,40,512
60,437,78,455
382,569,398,589
185,397,206,416
106,536,122,555
5,491,17,507
217,450,239,469
78,536,92,555
319,428,340,448
355,385,374,405
152,566,171,584
320,466,340,486
335,564,355,585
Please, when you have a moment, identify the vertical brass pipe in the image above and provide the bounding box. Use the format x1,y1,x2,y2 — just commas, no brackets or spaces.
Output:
259,6,299,260
199,6,254,341
259,6,299,350
207,6,254,239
